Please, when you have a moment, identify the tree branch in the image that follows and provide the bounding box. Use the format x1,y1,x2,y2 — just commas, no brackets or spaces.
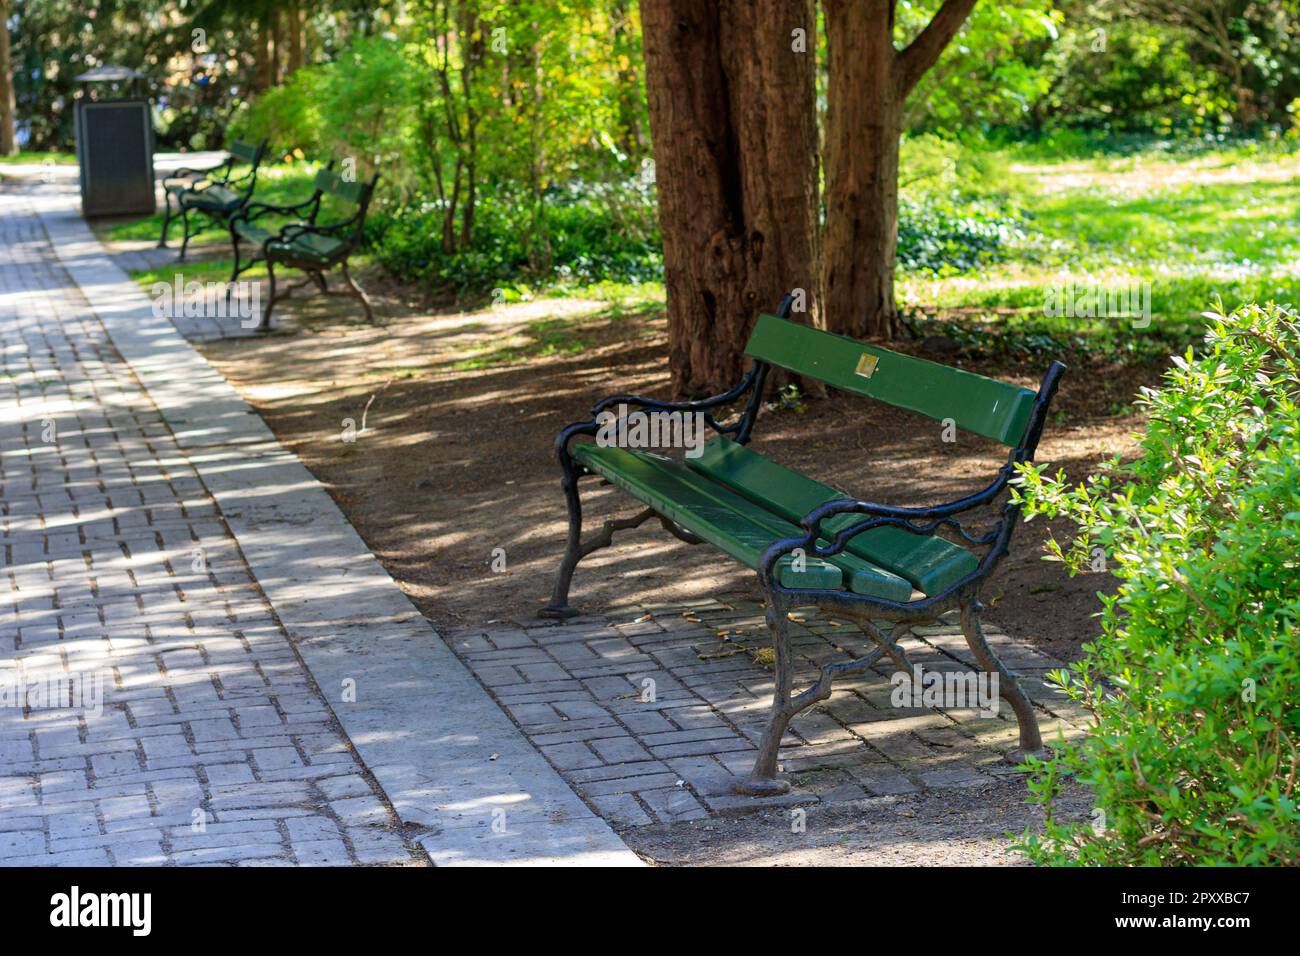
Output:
896,0,979,99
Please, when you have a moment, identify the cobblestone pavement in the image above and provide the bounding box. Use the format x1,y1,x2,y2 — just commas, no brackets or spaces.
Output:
109,238,260,344
448,598,1089,829
0,187,424,866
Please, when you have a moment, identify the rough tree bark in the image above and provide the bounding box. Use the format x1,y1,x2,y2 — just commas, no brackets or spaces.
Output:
821,0,978,338
641,0,820,397
255,21,273,92
0,0,17,156
287,0,305,75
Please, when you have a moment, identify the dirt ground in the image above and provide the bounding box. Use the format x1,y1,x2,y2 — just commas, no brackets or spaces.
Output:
197,280,1152,664
623,777,1094,866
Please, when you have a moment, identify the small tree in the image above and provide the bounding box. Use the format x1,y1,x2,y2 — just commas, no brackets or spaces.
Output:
0,0,15,156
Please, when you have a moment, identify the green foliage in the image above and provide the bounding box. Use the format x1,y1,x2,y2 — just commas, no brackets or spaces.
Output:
898,140,1300,364
369,176,661,293
237,35,417,180
899,0,1062,134
233,5,657,296
1011,301,1300,865
1036,2,1300,136
897,192,1023,275
897,135,1026,274
1039,13,1232,137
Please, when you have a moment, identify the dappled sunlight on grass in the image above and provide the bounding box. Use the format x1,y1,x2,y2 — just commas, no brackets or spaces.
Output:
901,144,1300,363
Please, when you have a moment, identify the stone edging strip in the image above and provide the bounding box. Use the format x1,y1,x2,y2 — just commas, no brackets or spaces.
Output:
35,193,640,867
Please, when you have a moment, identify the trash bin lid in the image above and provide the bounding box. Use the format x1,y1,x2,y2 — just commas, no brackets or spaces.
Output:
75,65,148,83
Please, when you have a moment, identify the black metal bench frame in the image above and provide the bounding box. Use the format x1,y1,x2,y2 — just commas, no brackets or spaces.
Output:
226,170,380,331
540,293,1066,795
158,138,269,261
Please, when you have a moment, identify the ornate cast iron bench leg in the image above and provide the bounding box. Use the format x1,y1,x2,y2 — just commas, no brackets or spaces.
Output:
539,455,663,619
739,597,798,795
540,470,596,620
738,602,923,796
959,600,1045,763
159,190,174,248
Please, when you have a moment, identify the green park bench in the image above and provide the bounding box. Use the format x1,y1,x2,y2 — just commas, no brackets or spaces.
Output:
158,138,269,260
227,166,381,330
540,294,1066,795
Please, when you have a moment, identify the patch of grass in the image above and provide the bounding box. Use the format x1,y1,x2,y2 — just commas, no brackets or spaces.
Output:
129,259,265,288
542,278,666,303
0,150,75,165
899,143,1300,364
453,317,593,370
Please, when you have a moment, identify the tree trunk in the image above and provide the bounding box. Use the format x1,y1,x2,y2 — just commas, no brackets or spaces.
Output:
820,0,978,339
459,0,482,249
821,0,900,338
255,20,273,92
287,0,305,74
641,0,819,397
0,0,15,157
271,12,283,85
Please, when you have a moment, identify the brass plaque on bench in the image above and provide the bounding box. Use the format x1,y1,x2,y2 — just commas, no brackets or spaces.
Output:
854,352,880,379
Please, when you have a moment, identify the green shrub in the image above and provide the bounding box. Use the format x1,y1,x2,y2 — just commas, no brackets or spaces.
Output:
896,135,1026,275
897,192,1024,274
1012,301,1300,866
369,177,661,295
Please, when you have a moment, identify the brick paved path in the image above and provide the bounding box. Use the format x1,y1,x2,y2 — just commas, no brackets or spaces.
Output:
0,187,420,865
449,598,1089,827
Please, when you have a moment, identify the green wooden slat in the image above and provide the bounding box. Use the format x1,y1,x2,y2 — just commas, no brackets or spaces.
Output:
180,185,242,211
690,437,980,596
229,140,263,163
573,445,914,600
744,314,1036,445
315,167,368,204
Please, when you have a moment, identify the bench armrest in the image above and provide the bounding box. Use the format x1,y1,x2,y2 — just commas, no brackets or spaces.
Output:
589,369,759,418
808,465,1011,528
164,173,217,192
555,365,765,471
238,195,321,223
798,469,1011,544
164,159,233,187
268,222,317,244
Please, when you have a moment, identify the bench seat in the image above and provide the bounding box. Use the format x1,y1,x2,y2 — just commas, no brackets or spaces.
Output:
572,443,914,601
234,219,348,266
177,184,243,213
690,437,980,596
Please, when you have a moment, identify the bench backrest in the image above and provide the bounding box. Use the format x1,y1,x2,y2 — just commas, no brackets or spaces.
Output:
314,169,380,246
314,167,375,205
744,313,1037,446
229,139,267,165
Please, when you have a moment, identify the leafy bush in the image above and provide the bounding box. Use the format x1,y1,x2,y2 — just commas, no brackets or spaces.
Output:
235,36,419,186
369,177,661,294
897,192,1024,274
896,135,1026,274
1012,301,1300,866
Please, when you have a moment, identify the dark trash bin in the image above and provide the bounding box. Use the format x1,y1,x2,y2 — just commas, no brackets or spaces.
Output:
73,66,156,218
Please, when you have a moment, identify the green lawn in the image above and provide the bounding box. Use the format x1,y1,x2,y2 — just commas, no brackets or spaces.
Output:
0,150,76,165
899,142,1300,363
113,142,1299,367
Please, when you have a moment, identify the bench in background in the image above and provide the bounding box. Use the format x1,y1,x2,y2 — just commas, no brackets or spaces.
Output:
159,138,269,261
